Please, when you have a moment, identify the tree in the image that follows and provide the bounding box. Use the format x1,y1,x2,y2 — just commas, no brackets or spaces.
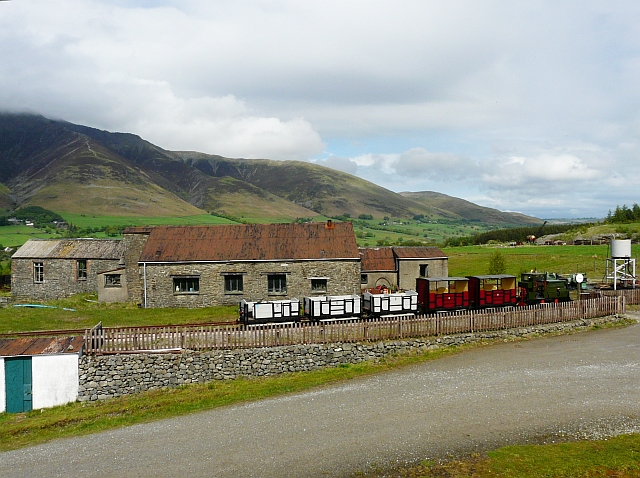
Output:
488,250,506,275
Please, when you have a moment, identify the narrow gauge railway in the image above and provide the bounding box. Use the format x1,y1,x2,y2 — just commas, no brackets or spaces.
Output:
238,272,582,325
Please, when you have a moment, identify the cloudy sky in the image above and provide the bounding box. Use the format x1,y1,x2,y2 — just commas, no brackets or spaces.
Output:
2,1,639,219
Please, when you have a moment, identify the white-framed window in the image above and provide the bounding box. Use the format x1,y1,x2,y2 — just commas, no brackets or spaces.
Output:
173,276,200,294
77,260,87,280
360,273,368,284
33,262,44,283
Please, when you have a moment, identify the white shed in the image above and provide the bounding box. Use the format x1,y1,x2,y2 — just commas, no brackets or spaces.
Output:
0,336,83,413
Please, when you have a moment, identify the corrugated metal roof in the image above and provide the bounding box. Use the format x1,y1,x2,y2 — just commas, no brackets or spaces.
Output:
12,239,124,260
359,248,396,272
139,222,360,263
392,246,447,259
0,336,84,356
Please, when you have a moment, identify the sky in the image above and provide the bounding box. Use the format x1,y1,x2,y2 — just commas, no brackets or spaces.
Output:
1,1,639,219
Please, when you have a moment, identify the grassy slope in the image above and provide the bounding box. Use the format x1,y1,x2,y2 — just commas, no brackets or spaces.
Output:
401,191,544,225
0,182,13,212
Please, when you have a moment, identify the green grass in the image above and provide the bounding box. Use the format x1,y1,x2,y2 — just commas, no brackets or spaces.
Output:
0,225,63,247
0,294,238,334
59,213,238,228
445,244,640,281
371,434,640,477
0,343,466,452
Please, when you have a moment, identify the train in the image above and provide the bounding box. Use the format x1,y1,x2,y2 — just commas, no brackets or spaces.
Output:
238,272,578,324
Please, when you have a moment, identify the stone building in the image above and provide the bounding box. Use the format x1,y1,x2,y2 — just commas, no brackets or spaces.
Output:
125,221,361,308
11,239,124,301
359,246,448,291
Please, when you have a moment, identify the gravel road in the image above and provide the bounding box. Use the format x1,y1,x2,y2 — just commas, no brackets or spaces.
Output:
2,320,639,478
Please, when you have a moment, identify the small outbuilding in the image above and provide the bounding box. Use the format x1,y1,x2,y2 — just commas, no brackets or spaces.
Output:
359,246,448,291
11,238,124,301
1,336,84,413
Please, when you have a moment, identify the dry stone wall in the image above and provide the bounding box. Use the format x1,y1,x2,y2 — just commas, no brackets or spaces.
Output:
77,315,627,402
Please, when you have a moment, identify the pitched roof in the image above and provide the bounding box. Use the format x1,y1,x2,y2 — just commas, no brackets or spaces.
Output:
359,246,448,272
359,248,396,272
12,239,124,260
138,222,359,263
392,246,447,259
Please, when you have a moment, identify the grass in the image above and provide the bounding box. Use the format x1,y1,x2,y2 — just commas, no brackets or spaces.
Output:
60,213,238,228
0,294,238,334
0,343,466,452
445,243,640,280
367,435,640,477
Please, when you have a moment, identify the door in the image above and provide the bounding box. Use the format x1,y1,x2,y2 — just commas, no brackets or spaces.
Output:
5,357,32,413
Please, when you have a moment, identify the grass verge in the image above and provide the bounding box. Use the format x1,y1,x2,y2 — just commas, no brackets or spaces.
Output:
0,344,466,452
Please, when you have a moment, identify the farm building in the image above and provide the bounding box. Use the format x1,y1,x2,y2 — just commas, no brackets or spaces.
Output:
123,221,362,308
1,336,84,413
359,246,448,291
11,239,125,301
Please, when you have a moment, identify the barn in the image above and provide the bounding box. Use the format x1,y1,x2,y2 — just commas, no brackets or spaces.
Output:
124,221,362,308
359,246,448,291
11,239,125,302
1,336,84,413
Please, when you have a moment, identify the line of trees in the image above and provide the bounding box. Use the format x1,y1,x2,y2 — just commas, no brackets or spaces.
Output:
605,204,640,224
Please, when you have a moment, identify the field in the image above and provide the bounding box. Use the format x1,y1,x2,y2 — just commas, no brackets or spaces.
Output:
445,243,640,281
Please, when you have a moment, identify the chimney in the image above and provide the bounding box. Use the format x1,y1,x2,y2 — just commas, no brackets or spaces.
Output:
326,219,334,229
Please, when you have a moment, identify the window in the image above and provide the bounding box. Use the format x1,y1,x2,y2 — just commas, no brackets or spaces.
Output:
419,264,429,277
224,275,243,293
33,262,44,283
268,274,287,294
173,277,200,294
77,260,87,280
361,274,368,284
311,278,327,292
104,274,121,288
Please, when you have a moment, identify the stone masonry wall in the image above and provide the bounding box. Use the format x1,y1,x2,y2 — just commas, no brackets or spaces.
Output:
77,314,627,402
142,260,361,308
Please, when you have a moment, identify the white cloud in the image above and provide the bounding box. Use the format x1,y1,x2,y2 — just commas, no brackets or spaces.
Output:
1,1,640,216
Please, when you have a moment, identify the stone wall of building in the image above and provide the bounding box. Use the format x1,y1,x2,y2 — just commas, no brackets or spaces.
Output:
122,231,151,305
11,258,121,301
77,314,626,402
141,259,361,308
398,258,448,291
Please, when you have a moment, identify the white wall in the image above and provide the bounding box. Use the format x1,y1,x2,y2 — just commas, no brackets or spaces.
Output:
0,357,5,413
32,354,79,410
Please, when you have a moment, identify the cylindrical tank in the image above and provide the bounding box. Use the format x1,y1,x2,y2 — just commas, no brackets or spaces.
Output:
611,239,632,258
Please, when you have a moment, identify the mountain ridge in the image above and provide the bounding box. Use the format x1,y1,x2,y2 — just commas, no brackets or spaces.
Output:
0,113,542,225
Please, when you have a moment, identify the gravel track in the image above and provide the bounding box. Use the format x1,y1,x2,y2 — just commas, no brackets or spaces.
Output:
2,320,639,478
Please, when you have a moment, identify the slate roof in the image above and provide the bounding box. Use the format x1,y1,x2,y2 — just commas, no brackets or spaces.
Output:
359,246,448,272
0,336,84,357
138,222,359,263
12,239,124,260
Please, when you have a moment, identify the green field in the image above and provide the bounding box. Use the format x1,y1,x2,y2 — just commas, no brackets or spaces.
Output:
60,213,239,228
445,244,640,282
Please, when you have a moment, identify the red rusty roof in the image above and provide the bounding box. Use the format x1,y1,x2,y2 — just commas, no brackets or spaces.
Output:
138,222,359,263
359,247,396,272
359,246,448,272
392,246,447,259
0,336,84,357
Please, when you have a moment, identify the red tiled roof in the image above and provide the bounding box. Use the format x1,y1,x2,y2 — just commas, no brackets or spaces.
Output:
392,246,447,259
0,336,84,356
359,248,396,272
139,222,359,263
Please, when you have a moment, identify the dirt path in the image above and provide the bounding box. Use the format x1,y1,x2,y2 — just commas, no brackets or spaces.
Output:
2,321,639,478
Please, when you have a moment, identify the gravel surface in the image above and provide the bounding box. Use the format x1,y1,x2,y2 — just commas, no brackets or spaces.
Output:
2,320,639,478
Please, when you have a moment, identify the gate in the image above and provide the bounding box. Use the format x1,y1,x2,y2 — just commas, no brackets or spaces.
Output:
5,357,32,413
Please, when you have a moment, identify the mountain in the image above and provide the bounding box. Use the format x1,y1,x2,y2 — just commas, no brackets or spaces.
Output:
0,113,542,225
400,191,542,225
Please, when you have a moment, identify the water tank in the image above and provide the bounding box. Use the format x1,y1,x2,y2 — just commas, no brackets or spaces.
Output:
611,239,632,258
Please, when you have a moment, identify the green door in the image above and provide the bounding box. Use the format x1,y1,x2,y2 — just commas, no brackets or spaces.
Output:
5,357,33,413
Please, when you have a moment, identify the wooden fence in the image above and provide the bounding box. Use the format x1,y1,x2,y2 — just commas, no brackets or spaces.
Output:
602,288,640,305
84,296,624,354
